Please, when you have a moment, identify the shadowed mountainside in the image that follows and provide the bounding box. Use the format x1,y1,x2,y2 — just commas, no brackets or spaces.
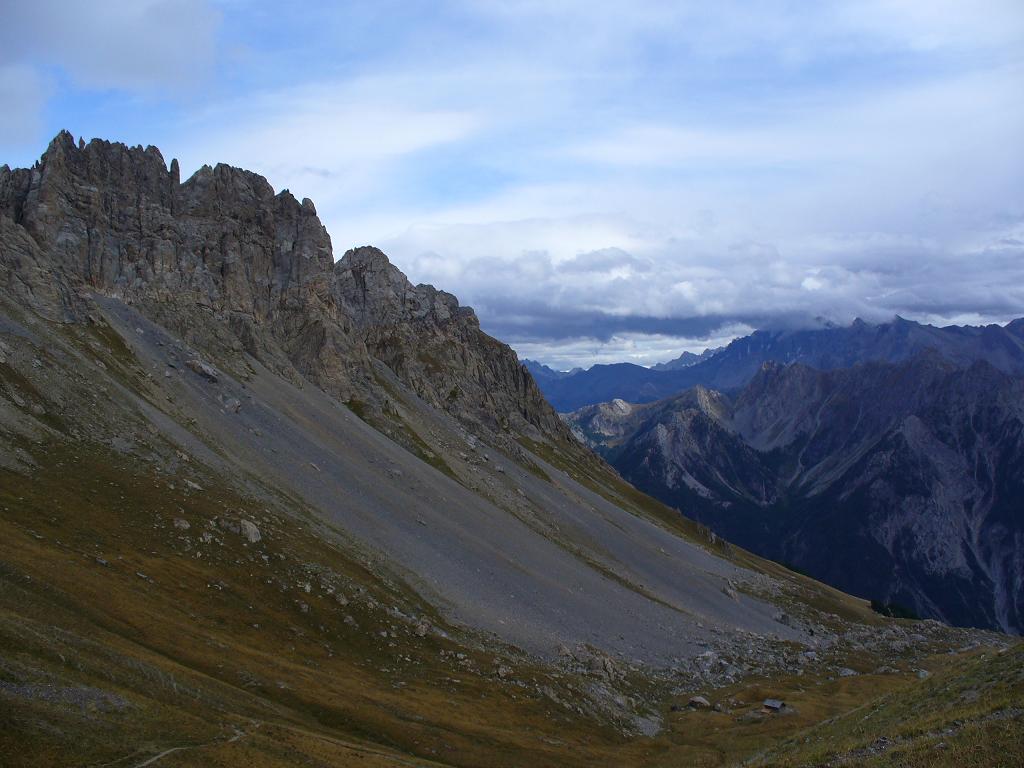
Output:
567,354,1024,634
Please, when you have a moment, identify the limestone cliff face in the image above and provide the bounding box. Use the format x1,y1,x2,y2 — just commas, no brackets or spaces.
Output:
335,245,567,438
0,132,565,444
0,131,364,397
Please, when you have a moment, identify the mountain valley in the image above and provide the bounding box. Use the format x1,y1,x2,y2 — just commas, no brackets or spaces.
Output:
0,133,1020,767
567,353,1024,635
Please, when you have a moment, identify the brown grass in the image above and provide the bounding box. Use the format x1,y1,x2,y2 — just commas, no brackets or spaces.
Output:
1,439,1018,767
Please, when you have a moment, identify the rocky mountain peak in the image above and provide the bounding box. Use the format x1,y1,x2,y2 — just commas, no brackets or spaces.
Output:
0,132,567,447
335,245,475,330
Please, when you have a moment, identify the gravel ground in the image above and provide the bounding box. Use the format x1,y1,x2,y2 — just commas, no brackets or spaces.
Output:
5,296,808,668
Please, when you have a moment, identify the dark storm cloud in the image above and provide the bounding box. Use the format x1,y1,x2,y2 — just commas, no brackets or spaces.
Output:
396,230,1024,368
472,298,782,344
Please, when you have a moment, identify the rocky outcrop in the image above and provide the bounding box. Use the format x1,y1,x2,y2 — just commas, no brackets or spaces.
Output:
566,355,1024,634
0,132,566,444
335,245,568,439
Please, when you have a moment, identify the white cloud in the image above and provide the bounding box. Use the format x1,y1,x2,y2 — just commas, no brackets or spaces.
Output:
0,65,51,147
837,0,1024,52
1,1,221,93
4,0,1022,367
171,80,482,240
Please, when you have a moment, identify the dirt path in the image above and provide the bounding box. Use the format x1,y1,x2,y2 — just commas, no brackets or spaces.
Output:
129,728,244,768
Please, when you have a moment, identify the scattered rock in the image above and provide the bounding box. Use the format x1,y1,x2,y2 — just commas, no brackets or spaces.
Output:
774,612,793,627
219,518,241,535
688,695,712,710
762,698,786,713
239,519,261,543
186,358,218,382
173,518,190,531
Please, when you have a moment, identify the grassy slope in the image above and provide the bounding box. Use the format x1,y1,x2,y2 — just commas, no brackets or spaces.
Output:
1,311,1020,767
5,440,1019,768
751,644,1024,767
0,440,637,767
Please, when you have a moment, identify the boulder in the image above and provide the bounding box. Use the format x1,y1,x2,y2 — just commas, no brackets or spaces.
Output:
217,516,261,543
186,359,219,383
688,695,711,709
239,519,261,543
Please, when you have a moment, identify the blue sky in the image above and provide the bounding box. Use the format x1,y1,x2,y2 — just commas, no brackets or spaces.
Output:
2,1,1023,368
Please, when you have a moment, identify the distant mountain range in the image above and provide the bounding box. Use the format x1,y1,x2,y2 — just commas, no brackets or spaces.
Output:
522,358,583,382
650,347,724,371
523,346,720,385
566,352,1024,634
534,316,1024,411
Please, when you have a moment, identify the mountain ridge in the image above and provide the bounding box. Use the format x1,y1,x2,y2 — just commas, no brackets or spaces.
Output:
538,315,1024,411
0,130,568,449
1,130,826,670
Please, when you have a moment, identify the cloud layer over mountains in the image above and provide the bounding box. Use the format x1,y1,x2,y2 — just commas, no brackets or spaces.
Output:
2,1,1022,368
